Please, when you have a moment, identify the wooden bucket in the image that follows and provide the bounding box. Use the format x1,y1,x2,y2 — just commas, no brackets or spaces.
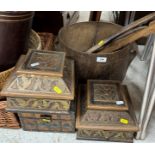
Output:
56,21,137,82
0,11,34,72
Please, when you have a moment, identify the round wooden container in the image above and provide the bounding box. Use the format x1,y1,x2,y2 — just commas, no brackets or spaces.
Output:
56,21,137,82
0,11,34,72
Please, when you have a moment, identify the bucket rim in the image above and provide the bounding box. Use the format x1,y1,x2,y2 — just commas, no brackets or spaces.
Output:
58,21,137,56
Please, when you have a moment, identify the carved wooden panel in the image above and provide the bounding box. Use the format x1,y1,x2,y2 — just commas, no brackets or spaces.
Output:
77,129,134,143
80,110,135,126
19,117,75,132
93,84,119,101
8,75,70,93
17,50,66,77
7,97,70,112
87,80,129,111
18,111,75,120
18,107,76,132
1,59,75,100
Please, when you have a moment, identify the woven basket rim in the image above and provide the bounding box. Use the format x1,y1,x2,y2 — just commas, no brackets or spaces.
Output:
30,29,42,50
0,67,14,76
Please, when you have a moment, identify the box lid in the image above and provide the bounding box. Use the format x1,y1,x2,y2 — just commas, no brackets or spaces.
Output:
76,85,139,132
1,56,75,100
16,50,66,77
87,80,129,111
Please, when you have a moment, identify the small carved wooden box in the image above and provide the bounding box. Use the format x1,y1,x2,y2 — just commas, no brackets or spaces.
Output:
76,85,139,142
1,50,76,132
87,80,129,111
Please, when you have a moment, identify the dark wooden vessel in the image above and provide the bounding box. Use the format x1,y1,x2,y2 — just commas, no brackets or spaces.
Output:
76,85,139,142
87,80,129,111
0,11,34,71
56,21,137,82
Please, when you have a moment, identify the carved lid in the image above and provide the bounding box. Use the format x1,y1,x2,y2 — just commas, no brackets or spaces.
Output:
16,49,66,77
87,80,129,111
76,85,139,132
1,52,75,100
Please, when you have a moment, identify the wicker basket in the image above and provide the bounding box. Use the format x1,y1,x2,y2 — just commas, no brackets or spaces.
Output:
0,30,41,95
0,67,14,93
38,32,54,50
0,101,20,128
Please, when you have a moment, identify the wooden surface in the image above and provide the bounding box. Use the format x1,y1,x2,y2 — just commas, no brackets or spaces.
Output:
77,129,134,142
1,59,75,100
16,50,66,77
17,101,76,132
7,97,71,112
19,116,75,132
57,21,136,82
87,80,129,111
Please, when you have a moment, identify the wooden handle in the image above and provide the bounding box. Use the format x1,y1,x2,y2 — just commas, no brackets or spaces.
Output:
86,12,155,54
98,21,155,54
107,12,155,41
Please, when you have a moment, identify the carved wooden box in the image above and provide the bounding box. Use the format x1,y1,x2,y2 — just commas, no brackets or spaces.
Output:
18,101,76,132
1,50,75,111
1,50,76,132
76,85,139,143
87,80,129,111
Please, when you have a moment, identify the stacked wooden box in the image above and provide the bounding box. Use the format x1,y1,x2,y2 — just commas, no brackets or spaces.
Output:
1,49,76,132
76,80,139,142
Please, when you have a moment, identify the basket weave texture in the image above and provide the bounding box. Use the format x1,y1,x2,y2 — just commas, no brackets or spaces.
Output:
0,67,14,91
28,30,42,50
0,101,20,128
